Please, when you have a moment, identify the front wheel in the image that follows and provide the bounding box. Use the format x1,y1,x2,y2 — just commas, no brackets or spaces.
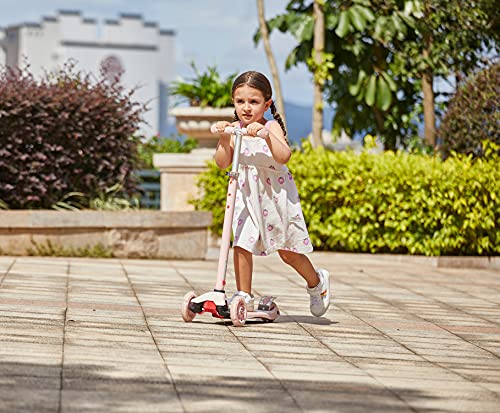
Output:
230,296,247,326
181,291,197,322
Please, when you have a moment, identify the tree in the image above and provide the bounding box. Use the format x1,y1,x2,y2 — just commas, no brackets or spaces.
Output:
399,0,499,147
264,0,423,149
262,0,498,150
256,0,287,130
311,0,325,147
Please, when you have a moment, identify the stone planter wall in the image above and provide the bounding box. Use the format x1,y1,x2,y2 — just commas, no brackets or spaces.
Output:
170,106,234,148
0,210,212,259
153,149,213,211
156,107,232,212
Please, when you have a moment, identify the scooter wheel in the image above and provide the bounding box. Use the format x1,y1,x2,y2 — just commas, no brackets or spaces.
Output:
230,296,247,327
181,291,197,322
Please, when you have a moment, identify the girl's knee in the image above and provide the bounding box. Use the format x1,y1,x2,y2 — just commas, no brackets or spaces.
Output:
278,249,302,266
234,246,249,253
234,246,252,258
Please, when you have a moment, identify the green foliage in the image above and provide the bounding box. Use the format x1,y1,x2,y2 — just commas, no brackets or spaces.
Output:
258,0,498,150
190,161,231,235
261,0,423,149
439,62,500,158
26,240,113,258
170,63,235,108
400,0,497,81
52,183,139,211
192,144,499,256
136,135,198,169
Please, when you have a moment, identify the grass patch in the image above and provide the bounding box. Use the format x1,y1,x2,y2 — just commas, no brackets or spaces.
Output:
26,240,114,258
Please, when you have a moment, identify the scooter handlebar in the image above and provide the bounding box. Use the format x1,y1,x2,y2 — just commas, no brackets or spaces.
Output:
223,126,247,135
210,124,269,138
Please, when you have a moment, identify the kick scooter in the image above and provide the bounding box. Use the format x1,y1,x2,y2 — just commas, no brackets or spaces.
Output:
181,125,280,326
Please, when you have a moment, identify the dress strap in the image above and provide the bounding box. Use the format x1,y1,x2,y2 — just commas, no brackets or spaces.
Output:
265,120,275,129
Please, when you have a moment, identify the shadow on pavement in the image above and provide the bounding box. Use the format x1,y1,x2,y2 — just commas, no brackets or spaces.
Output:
277,315,338,325
0,360,448,413
207,315,337,327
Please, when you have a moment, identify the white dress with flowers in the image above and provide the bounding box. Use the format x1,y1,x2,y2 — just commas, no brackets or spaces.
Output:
232,120,313,256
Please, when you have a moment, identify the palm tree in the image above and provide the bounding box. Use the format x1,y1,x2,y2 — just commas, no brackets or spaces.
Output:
256,0,287,130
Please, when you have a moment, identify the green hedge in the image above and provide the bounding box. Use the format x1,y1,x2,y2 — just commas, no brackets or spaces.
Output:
192,142,499,256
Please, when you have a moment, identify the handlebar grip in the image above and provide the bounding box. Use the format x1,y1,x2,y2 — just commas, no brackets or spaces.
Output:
211,124,269,138
224,126,248,135
210,125,247,134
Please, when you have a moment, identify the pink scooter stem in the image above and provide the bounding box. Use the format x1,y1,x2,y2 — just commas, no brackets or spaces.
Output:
214,126,245,291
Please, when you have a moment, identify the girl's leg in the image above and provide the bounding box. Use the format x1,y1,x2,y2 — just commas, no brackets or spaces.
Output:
279,249,331,317
278,249,320,288
233,246,253,294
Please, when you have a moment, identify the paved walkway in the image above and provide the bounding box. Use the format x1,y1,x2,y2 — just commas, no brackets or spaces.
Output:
0,252,499,413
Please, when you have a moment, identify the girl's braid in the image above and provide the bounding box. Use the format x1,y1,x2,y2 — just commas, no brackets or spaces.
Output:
270,102,289,145
232,110,240,122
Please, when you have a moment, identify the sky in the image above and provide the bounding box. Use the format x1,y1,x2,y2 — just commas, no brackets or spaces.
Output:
0,0,314,106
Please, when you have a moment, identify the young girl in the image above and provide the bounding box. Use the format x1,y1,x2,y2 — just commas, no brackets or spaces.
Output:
212,71,331,317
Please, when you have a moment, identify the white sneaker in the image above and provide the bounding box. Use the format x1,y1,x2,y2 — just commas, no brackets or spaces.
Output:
307,269,331,317
229,291,254,312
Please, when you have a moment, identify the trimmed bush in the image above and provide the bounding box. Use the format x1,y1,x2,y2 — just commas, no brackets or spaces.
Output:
0,63,145,209
439,62,500,157
192,142,499,256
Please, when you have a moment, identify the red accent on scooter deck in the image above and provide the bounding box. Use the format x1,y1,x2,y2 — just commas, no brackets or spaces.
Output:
202,301,226,319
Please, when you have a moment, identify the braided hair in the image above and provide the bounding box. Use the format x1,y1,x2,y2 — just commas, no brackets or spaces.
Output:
231,71,288,142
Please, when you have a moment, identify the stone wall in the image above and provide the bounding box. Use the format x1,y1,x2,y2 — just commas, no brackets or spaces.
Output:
0,210,212,259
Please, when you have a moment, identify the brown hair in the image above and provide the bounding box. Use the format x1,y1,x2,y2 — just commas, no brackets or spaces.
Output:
231,71,287,139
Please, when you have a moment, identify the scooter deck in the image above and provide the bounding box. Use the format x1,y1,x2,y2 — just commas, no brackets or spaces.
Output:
186,293,280,322
246,309,280,322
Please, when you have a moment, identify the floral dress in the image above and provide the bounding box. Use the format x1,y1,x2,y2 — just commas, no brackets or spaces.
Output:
232,120,313,256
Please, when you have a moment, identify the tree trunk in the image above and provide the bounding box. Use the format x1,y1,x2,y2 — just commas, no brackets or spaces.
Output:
422,48,436,147
373,46,388,149
311,0,324,148
256,0,287,130
421,3,436,148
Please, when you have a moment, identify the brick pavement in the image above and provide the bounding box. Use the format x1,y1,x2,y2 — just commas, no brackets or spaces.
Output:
0,253,499,412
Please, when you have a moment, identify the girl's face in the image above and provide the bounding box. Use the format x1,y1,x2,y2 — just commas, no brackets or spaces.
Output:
233,84,272,126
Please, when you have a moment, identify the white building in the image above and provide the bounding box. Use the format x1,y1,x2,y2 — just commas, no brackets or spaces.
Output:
0,10,175,137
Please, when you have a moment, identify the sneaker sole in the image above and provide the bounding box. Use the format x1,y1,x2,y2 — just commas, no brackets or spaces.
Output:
314,269,331,317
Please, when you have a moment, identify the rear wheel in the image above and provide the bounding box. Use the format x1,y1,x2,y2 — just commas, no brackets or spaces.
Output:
181,291,197,322
230,296,247,326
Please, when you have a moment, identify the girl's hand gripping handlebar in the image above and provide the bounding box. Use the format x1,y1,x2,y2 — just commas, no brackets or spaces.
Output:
210,124,269,138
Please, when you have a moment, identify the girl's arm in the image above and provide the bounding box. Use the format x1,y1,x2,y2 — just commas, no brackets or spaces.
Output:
262,121,292,164
213,121,236,169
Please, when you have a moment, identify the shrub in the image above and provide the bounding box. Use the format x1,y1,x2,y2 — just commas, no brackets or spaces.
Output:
191,160,231,236
0,62,145,209
136,135,198,169
439,62,500,157
192,142,499,256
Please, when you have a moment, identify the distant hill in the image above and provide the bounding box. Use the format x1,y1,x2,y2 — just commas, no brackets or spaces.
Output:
282,101,335,144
